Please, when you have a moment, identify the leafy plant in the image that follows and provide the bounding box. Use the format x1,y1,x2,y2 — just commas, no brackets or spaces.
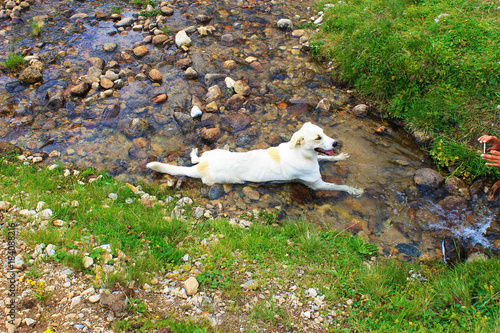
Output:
350,235,378,257
138,9,162,17
111,6,121,14
1,53,26,71
29,19,42,36
27,279,52,303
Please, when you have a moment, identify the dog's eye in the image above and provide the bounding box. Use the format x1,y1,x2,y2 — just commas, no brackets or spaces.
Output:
315,135,321,141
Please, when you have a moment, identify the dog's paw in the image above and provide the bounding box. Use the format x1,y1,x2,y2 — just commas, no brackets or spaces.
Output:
191,148,199,156
336,152,350,160
350,187,364,197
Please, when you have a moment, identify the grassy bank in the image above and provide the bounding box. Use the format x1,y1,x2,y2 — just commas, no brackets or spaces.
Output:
1,155,499,331
311,0,500,181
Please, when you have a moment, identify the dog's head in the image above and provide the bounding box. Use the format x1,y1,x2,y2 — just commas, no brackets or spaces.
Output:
289,122,338,156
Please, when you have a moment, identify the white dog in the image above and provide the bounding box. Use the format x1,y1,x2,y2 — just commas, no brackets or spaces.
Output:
147,122,363,196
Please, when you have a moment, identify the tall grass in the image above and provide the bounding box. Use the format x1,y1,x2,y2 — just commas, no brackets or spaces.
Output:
315,0,500,179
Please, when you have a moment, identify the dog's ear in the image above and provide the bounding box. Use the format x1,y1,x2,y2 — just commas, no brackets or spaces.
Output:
289,132,304,149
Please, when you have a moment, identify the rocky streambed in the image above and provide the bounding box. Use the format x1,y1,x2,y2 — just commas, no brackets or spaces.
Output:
0,0,499,262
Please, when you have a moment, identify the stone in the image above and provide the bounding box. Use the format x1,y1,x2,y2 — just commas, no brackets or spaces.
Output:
152,34,169,45
100,78,114,89
221,33,234,46
240,279,258,290
0,201,11,211
176,58,193,69
152,93,168,104
48,91,65,109
103,42,118,52
209,184,224,200
205,73,226,86
160,6,174,16
351,104,370,117
205,85,223,102
19,60,44,84
70,296,81,309
242,186,260,200
234,80,251,96
133,45,149,57
249,61,264,72
102,104,121,120
225,94,246,110
413,168,444,191
173,112,195,133
100,292,128,313
38,208,53,220
83,256,93,268
70,82,91,97
184,67,199,79
277,18,293,30
184,276,199,296
316,98,331,112
149,69,163,82
126,118,149,138
195,14,211,24
114,17,134,28
206,101,218,112
223,113,251,132
487,180,500,202
223,60,237,69
175,30,191,47
87,57,105,70
191,105,202,118
225,77,236,89
198,127,221,143
70,13,89,20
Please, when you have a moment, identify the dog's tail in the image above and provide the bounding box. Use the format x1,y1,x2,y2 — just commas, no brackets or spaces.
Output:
146,162,202,178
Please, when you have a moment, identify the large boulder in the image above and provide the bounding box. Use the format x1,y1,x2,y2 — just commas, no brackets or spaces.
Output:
413,168,444,191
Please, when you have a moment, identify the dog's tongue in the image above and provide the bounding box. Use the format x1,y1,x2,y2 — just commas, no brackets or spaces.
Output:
316,148,334,156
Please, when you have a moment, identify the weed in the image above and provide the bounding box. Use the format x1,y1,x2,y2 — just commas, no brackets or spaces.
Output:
29,19,42,36
27,279,52,303
111,6,121,14
138,9,162,17
1,53,26,71
160,26,171,34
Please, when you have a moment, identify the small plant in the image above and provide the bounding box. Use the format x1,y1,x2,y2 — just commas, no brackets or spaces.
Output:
27,279,52,303
1,53,26,71
160,26,171,34
25,267,43,279
350,235,378,257
111,6,121,14
128,298,149,314
138,9,162,17
29,19,42,36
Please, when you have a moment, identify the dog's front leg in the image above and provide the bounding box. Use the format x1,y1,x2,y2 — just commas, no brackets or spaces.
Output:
317,153,350,161
303,179,364,197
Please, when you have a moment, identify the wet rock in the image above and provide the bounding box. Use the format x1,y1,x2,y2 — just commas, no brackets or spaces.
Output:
277,18,293,30
225,94,246,110
101,104,120,121
234,80,251,96
152,93,168,104
442,236,466,265
100,292,128,313
191,105,202,118
149,68,163,83
487,180,500,202
242,186,260,200
133,45,149,58
444,176,468,197
195,14,211,24
48,91,65,109
70,12,89,20
87,57,105,70
152,34,169,45
469,179,485,197
176,58,193,69
198,25,216,36
100,78,114,89
221,33,234,46
249,61,264,72
198,127,221,143
160,6,174,16
184,67,199,79
114,17,134,28
184,277,199,296
126,118,149,138
223,60,237,69
395,243,421,257
287,97,312,115
19,60,44,84
205,85,223,102
413,168,444,191
173,112,195,133
205,73,226,86
209,184,224,200
290,184,312,204
205,101,218,112
316,98,331,112
351,104,369,117
103,42,117,52
222,113,251,132
70,82,91,97
314,176,343,200
175,30,191,47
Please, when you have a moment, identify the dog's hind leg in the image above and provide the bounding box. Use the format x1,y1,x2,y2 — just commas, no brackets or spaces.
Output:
302,179,364,197
146,162,202,179
190,148,201,164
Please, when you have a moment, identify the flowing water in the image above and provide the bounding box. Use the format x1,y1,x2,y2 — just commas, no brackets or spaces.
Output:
1,0,498,258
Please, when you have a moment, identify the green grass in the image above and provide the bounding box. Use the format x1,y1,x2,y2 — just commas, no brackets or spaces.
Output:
112,6,121,14
1,53,26,71
312,0,500,180
28,18,42,36
1,156,499,331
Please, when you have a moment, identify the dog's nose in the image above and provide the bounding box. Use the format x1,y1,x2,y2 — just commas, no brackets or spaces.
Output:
332,141,338,147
